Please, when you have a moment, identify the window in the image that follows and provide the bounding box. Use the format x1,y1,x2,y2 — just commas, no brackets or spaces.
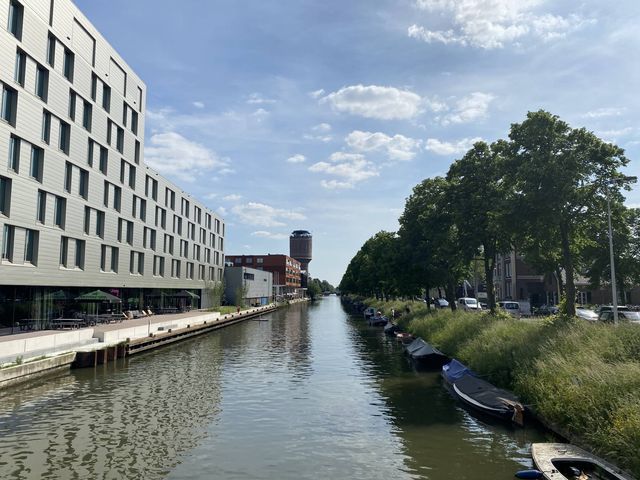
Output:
198,264,205,280
59,236,69,267
36,190,46,223
116,126,124,153
46,33,56,67
128,164,136,189
117,218,133,245
186,262,194,280
165,188,175,210
30,146,43,182
14,49,26,86
0,176,11,216
1,84,17,125
215,219,221,234
129,251,144,275
79,169,88,199
63,48,74,82
193,244,201,261
74,239,85,269
107,120,113,145
256,257,263,264
35,65,48,102
64,162,72,192
101,245,119,273
24,229,38,264
2,225,15,261
8,135,20,172
59,121,70,154
87,139,94,166
180,239,188,258
68,90,76,120
243,272,255,281
104,182,122,212
132,195,146,221
111,247,119,272
99,146,108,174
164,234,174,255
143,227,156,250
145,175,158,200
122,102,128,127
206,213,212,230
91,73,97,101
82,100,92,131
188,222,195,240
173,215,182,235
42,110,51,143
181,198,190,218
131,110,138,135
195,207,202,225
153,255,164,277
171,259,180,278
54,196,65,228
155,206,166,229
8,1,23,40
102,84,111,112
134,140,140,164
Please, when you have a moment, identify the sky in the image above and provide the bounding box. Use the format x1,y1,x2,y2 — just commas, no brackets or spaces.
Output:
75,0,640,286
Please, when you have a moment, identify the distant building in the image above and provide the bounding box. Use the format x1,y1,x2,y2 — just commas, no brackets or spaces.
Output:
226,254,301,298
290,230,312,289
224,267,273,307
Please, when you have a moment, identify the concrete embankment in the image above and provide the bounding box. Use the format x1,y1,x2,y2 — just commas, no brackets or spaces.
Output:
0,302,302,389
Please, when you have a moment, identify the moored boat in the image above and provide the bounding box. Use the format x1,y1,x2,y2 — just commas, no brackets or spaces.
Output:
363,307,376,319
405,338,449,369
368,314,387,326
441,358,476,385
451,374,525,426
395,332,414,344
529,443,634,480
383,321,400,336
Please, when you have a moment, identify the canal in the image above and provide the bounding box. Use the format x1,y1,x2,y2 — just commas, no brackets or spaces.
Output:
0,297,549,479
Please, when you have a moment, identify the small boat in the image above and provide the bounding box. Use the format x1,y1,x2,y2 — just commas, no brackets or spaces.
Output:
405,338,450,369
451,374,525,426
529,443,634,480
396,332,414,344
383,321,400,336
441,358,476,385
368,315,387,326
363,307,376,319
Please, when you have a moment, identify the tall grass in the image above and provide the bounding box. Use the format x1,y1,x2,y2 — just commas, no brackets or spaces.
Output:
380,303,640,477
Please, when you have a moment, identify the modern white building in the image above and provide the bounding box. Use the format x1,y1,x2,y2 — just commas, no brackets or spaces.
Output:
0,0,225,323
224,267,273,307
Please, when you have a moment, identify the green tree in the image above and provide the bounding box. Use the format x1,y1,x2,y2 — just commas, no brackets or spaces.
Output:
505,110,630,315
446,140,512,312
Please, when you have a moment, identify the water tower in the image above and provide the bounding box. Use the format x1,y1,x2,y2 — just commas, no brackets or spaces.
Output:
290,230,312,274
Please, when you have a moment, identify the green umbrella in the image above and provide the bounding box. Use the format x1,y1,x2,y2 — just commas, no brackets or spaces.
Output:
172,290,200,299
75,289,122,303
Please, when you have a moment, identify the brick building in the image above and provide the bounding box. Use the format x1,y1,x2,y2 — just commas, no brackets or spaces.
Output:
226,254,301,298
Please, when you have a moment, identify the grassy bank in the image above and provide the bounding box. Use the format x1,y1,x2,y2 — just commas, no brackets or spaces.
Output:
358,298,640,477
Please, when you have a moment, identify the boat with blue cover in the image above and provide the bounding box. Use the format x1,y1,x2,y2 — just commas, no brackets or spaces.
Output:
404,338,449,369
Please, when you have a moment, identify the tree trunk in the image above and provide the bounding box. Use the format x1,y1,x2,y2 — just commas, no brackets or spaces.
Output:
446,282,457,311
560,225,576,316
484,255,496,313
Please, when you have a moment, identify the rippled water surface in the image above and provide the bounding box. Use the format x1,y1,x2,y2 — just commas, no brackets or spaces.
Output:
0,297,549,479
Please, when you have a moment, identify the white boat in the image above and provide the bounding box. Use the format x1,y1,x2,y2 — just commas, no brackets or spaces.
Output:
530,443,634,480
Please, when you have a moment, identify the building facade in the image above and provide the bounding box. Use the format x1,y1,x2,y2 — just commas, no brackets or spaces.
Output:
0,0,225,324
226,254,301,298
224,266,273,307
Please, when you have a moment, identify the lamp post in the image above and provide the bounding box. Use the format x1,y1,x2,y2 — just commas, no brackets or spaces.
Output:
605,175,637,325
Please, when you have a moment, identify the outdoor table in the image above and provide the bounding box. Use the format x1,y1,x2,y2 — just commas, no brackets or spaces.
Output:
50,318,84,329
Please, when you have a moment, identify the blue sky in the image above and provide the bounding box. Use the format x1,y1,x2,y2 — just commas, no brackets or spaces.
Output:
75,0,640,286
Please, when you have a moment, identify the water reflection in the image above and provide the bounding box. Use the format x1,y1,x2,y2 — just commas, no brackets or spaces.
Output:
0,297,547,480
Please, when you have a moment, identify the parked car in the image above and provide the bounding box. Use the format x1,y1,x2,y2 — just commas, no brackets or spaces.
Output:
433,298,449,308
497,301,521,317
575,307,598,322
597,306,640,324
457,297,481,312
535,304,559,316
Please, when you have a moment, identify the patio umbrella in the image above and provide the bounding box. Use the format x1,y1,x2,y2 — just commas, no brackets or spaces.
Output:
171,290,200,299
75,290,122,302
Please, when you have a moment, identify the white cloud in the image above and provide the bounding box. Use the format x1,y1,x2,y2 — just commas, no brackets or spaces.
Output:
345,130,421,161
231,202,306,228
583,107,625,119
321,85,422,120
192,101,205,109
425,137,483,155
144,132,230,182
304,123,333,142
247,93,276,105
309,89,325,99
223,194,242,202
287,154,307,164
409,0,593,49
442,92,494,124
309,153,379,189
217,206,227,216
203,192,218,200
251,231,289,240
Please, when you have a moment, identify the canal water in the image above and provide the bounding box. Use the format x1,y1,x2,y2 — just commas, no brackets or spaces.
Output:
0,297,549,479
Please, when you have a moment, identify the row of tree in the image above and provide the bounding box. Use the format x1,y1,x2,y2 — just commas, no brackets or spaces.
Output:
339,111,639,315
307,278,336,300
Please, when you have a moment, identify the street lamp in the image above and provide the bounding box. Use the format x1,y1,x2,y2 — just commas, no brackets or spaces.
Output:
606,175,637,325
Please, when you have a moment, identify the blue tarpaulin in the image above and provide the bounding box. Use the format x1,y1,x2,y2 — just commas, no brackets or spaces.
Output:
442,359,475,383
